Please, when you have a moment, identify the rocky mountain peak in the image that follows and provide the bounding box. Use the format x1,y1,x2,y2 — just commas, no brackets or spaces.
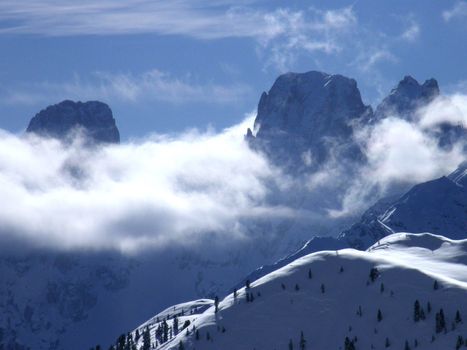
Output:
254,71,369,137
375,75,440,120
26,100,120,144
249,71,372,168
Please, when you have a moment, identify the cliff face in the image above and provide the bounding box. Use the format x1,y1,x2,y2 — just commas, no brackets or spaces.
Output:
247,71,373,170
26,100,120,144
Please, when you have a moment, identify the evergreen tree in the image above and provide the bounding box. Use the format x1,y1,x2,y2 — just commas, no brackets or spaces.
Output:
380,283,385,293
357,305,362,317
135,329,140,342
195,329,200,340
174,316,179,335
282,283,286,290
385,337,390,348
456,335,464,350
420,308,426,320
340,266,344,273
178,341,184,350
295,284,300,291
369,267,380,282
288,339,293,350
233,288,237,299
206,331,211,340
163,320,169,343
377,309,383,322
299,331,306,350
455,310,462,323
344,337,356,350
308,269,312,279
427,302,432,314
117,334,126,350
414,300,421,322
245,279,251,290
435,309,446,333
404,340,410,350
214,296,219,313
142,328,151,350
321,284,325,294
433,280,439,290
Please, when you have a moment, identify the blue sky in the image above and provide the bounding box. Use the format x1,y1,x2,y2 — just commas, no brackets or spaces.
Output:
0,0,466,139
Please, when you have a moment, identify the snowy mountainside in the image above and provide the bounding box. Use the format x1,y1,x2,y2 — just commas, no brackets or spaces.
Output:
126,232,467,350
448,161,467,187
0,243,297,350
235,162,466,287
340,163,467,249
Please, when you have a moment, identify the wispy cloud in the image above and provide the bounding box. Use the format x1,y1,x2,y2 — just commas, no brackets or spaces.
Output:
0,1,358,71
0,69,252,105
443,1,467,21
400,20,420,42
0,1,354,40
258,7,357,71
351,48,398,73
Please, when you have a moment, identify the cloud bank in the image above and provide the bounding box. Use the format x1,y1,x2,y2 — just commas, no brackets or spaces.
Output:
331,94,467,217
0,92,465,252
0,116,294,253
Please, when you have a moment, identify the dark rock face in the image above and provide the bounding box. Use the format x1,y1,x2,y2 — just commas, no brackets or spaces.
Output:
26,100,120,144
249,71,372,169
374,75,439,121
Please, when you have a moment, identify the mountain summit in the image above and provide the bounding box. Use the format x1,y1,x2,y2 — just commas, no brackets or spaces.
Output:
26,100,120,144
374,75,439,120
247,71,372,169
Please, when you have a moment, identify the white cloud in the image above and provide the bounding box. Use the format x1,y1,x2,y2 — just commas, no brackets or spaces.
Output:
0,69,252,105
443,1,467,21
258,7,357,71
0,115,296,253
417,94,467,128
329,95,467,218
401,21,420,42
0,1,354,42
353,49,398,73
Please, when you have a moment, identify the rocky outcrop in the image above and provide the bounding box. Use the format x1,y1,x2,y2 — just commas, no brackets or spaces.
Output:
26,100,120,144
248,71,372,169
374,75,439,121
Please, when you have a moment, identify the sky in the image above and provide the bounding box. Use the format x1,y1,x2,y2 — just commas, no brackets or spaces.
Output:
0,0,467,139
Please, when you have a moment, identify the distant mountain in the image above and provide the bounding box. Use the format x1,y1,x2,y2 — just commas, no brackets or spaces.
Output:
235,162,466,285
126,232,467,350
26,100,120,144
341,162,467,249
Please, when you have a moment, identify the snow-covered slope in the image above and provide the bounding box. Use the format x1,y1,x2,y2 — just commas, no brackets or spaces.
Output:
341,163,467,249
125,232,467,350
